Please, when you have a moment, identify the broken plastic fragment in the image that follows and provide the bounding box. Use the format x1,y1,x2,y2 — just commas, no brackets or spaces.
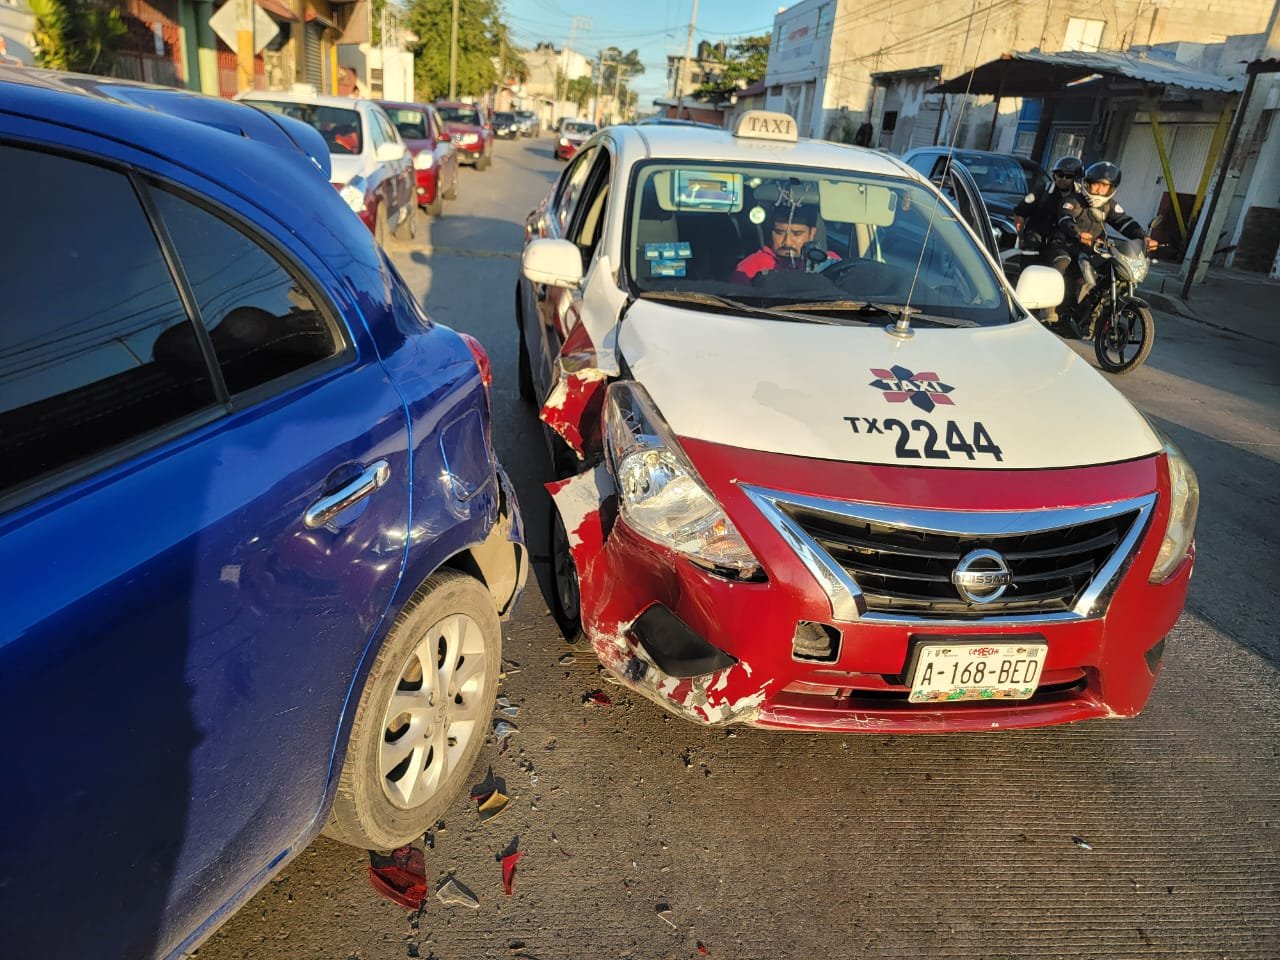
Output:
500,705,521,717
367,845,427,910
435,876,480,909
1071,836,1094,850
494,719,519,740
501,850,524,895
476,789,511,823
697,942,709,955
582,689,612,706
558,653,577,665
656,903,677,929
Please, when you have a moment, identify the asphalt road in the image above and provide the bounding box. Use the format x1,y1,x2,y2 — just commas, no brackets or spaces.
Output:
198,136,1280,960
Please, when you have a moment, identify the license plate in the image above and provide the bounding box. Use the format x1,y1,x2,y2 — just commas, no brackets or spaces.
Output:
908,641,1048,704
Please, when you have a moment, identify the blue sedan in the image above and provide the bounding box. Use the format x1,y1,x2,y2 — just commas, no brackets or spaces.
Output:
0,68,525,959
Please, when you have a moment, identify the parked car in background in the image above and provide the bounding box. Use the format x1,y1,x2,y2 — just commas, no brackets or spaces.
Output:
492,110,519,139
435,101,494,170
555,119,598,160
379,99,459,218
239,90,417,246
518,111,1195,734
902,146,1051,251
0,66,526,960
515,109,539,136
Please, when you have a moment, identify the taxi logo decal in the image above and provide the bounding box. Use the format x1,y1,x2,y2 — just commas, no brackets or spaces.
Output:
869,366,956,412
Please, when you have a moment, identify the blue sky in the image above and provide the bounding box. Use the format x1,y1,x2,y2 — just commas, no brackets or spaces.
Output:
503,0,785,105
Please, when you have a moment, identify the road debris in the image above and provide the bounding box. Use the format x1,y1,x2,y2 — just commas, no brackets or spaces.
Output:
558,653,577,665
500,837,523,895
476,788,511,822
1071,836,1094,850
655,902,676,929
496,695,521,718
435,876,480,909
582,689,612,706
494,719,519,744
697,942,709,955
366,845,426,910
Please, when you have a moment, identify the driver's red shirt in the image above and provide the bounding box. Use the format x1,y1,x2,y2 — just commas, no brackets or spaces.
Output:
732,246,839,284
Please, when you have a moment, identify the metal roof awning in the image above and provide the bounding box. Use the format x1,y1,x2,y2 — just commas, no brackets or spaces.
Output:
871,64,943,84
256,0,299,23
932,50,1246,96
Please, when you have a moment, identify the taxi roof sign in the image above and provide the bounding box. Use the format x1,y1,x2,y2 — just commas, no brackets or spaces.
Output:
733,110,799,143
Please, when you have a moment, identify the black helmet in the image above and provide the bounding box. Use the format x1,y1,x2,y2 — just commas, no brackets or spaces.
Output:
1051,156,1084,179
1084,161,1122,200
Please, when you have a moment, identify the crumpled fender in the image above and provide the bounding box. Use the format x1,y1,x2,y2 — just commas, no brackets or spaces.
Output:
547,466,769,726
538,320,618,459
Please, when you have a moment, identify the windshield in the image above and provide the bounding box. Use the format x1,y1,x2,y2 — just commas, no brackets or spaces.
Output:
563,122,597,137
626,160,1010,326
384,108,428,141
249,101,362,155
494,112,515,123
437,105,481,126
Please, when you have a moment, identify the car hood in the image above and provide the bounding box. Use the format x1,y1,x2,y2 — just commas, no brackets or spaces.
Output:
616,300,1160,470
329,153,371,185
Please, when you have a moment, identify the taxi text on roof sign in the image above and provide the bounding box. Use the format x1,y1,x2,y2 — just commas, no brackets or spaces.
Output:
733,110,798,143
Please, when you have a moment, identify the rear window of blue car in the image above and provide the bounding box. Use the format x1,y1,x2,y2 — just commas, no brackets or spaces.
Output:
249,101,364,156
0,143,346,501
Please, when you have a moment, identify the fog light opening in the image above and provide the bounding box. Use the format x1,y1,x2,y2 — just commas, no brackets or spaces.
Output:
1144,636,1167,675
792,622,841,663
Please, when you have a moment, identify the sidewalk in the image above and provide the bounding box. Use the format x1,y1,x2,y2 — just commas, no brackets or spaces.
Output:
1141,262,1278,346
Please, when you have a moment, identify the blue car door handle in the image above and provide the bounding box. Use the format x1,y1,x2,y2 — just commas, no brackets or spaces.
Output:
304,460,391,529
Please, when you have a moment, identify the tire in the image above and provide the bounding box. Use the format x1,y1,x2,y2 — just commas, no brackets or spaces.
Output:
426,191,443,219
323,570,501,851
549,502,582,641
1094,303,1154,374
393,204,418,241
516,295,535,405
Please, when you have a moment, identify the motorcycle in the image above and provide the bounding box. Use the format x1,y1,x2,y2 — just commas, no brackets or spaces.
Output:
1002,234,1156,375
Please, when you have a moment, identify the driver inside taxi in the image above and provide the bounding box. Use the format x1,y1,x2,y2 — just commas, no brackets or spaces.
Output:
732,199,839,283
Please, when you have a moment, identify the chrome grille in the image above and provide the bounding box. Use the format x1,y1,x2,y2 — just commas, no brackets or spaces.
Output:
742,486,1156,624
788,508,1139,618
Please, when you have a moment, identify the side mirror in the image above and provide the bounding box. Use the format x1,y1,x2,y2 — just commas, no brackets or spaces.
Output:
1014,264,1065,311
522,238,584,288
376,141,407,163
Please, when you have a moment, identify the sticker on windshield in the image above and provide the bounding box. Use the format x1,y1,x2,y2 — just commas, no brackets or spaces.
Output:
869,366,956,412
650,258,687,278
748,205,766,225
644,241,692,260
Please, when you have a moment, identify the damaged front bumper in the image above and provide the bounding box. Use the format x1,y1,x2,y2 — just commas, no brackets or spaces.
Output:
549,446,1192,733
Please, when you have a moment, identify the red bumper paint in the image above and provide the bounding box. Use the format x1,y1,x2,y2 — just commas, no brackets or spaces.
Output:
414,167,438,205
555,441,1191,733
556,141,580,161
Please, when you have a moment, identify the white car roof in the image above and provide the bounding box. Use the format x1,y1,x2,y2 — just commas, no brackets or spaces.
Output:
607,123,923,183
237,90,377,112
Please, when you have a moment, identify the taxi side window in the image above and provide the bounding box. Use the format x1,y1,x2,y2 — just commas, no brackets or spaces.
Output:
555,146,598,235
369,110,388,149
151,186,344,397
0,144,218,498
567,150,612,269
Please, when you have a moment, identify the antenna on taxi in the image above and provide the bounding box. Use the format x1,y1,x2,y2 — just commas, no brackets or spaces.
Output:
891,0,995,340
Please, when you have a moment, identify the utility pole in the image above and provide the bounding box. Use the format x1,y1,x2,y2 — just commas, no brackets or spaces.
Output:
611,59,626,123
560,16,590,121
676,0,700,119
594,49,606,125
449,0,460,99
234,0,253,92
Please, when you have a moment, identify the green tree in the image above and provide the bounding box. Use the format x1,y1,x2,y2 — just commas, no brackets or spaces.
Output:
405,0,518,100
696,33,769,99
564,74,594,113
29,0,126,74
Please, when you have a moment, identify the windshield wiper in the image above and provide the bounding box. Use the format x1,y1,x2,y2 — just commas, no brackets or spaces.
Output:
773,300,979,328
636,290,868,326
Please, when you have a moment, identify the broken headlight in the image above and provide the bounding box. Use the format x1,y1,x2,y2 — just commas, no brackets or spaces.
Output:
604,381,761,579
1149,428,1199,582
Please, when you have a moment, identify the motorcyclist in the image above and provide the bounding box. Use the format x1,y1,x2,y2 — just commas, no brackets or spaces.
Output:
1015,156,1088,325
1055,161,1157,332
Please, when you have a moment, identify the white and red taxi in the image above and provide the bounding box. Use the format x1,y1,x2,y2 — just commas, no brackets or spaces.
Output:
515,111,1198,732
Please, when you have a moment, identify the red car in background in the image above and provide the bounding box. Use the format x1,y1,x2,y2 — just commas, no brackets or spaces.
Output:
555,120,598,160
380,100,459,217
434,101,493,170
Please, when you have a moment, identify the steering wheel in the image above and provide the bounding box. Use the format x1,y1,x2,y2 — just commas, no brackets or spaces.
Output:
817,257,862,284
